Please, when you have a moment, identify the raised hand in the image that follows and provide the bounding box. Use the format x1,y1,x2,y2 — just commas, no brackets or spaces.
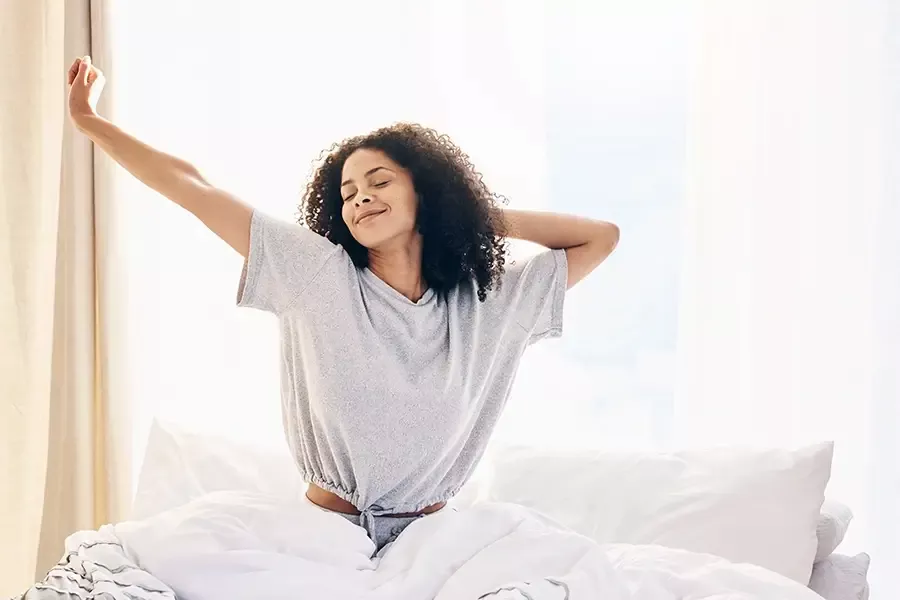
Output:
67,55,106,128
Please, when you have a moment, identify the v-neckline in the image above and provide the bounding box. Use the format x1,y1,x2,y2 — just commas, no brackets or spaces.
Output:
360,268,435,307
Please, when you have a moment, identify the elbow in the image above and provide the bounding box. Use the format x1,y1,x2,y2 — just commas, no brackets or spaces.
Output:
169,162,211,212
600,221,620,253
176,158,207,185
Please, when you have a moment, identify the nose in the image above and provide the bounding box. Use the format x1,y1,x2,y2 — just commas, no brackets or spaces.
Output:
354,195,371,207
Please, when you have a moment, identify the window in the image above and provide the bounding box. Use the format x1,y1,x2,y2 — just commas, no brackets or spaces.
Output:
112,0,690,472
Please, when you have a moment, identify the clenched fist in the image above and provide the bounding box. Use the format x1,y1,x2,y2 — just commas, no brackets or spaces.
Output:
67,55,105,129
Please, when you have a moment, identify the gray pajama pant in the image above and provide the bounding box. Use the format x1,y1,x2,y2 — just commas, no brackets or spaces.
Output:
303,493,453,555
336,511,423,553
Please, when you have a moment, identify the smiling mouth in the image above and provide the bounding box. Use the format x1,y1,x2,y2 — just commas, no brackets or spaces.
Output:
356,209,387,224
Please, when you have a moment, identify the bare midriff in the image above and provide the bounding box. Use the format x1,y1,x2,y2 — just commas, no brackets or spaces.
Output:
305,483,447,517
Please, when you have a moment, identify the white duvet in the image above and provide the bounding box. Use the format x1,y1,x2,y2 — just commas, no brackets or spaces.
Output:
99,490,823,600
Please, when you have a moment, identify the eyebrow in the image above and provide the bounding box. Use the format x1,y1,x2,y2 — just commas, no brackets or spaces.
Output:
341,166,393,188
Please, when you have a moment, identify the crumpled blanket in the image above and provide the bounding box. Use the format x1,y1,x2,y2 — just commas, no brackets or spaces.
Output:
14,491,823,600
12,527,175,600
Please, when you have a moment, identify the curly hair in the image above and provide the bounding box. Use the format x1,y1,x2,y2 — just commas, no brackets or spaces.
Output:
299,122,509,302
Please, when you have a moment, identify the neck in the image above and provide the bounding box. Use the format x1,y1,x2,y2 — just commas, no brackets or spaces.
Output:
367,236,426,302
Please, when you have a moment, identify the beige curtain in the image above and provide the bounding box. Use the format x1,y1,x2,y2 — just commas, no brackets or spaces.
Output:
0,0,130,594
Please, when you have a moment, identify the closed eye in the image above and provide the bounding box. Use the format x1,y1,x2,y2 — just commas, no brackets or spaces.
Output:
342,181,389,202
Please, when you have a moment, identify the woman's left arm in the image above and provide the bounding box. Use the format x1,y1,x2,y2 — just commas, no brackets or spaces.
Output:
501,209,620,289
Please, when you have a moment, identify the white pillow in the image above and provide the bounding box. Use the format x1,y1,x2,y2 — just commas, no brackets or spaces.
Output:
131,420,306,520
479,441,833,585
808,553,870,600
816,499,854,562
134,421,831,584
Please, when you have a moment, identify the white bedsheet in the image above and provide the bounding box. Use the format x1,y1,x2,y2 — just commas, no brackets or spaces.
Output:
105,490,823,600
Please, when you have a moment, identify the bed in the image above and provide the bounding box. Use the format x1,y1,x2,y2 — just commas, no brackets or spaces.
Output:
15,420,870,600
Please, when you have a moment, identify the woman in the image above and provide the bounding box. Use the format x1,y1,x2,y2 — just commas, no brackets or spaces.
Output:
67,56,619,554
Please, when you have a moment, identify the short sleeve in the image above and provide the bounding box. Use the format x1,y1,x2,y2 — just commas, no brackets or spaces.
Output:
501,248,568,344
236,209,340,314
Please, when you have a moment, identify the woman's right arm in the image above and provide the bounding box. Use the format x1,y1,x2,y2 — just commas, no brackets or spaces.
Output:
68,56,252,257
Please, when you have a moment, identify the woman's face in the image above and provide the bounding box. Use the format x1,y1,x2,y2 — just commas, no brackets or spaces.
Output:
340,148,419,250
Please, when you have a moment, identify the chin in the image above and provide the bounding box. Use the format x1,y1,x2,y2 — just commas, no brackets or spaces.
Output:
352,231,388,250
354,227,414,251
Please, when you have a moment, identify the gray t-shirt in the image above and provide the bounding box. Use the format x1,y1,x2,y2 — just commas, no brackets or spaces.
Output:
237,209,567,523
